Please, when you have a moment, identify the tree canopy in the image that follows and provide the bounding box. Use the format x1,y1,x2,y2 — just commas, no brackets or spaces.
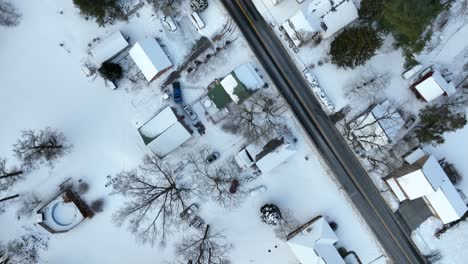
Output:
330,26,382,69
380,0,442,51
72,0,123,26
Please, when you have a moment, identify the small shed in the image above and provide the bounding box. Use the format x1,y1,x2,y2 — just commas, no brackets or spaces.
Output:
129,38,173,82
90,31,129,64
282,10,321,47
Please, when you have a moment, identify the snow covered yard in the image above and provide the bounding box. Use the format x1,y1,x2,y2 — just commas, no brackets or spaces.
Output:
253,0,468,263
0,0,389,263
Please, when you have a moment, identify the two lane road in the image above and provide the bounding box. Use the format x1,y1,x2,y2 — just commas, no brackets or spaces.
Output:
221,1,426,263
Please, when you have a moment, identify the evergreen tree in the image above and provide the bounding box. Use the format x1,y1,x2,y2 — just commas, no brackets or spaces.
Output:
380,0,442,51
260,204,282,226
358,0,384,23
190,0,208,13
330,26,382,69
415,105,467,145
98,62,123,82
72,0,123,26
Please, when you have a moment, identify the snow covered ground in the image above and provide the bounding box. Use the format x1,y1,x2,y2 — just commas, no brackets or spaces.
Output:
0,0,386,263
252,0,468,263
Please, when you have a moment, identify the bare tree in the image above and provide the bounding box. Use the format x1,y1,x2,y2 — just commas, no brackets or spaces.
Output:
0,0,21,27
176,225,231,264
346,99,404,151
16,193,41,219
5,227,49,264
222,91,288,143
345,71,391,100
111,155,193,246
150,0,182,16
0,159,23,192
13,127,72,170
186,147,244,208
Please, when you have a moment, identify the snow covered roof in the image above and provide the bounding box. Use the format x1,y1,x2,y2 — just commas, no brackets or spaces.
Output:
351,100,404,151
404,148,426,165
414,71,454,102
282,9,321,46
147,122,192,157
287,216,345,264
255,140,296,173
234,148,256,168
138,107,192,157
220,73,250,104
233,63,265,91
129,38,172,81
426,180,468,224
90,31,129,64
320,0,358,39
388,155,467,224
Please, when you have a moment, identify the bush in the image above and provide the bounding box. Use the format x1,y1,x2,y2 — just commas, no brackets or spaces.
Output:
358,0,385,22
98,62,123,82
330,26,382,69
190,0,208,13
91,198,104,213
338,247,348,258
260,204,282,226
439,159,462,185
329,221,338,231
77,182,90,195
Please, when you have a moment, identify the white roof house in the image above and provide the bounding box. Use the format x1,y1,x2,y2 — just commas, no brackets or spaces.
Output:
138,107,192,157
282,0,358,46
90,31,129,64
350,100,405,151
129,38,173,82
282,10,321,47
386,149,467,224
235,137,296,173
287,216,345,264
233,63,265,91
413,71,456,102
320,0,358,39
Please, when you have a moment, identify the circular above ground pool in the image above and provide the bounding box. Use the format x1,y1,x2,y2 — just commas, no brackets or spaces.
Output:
51,201,78,226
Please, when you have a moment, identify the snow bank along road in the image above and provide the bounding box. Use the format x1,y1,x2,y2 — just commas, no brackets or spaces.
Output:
221,0,426,263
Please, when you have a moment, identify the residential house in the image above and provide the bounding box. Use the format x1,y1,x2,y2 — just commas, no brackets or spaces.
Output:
90,31,130,65
349,100,405,152
410,70,456,102
385,148,467,224
282,0,358,46
235,137,296,173
36,190,93,234
138,106,193,157
129,38,173,82
208,63,264,109
287,216,346,264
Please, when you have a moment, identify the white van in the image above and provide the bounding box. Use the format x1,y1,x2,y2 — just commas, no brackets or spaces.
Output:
190,12,205,30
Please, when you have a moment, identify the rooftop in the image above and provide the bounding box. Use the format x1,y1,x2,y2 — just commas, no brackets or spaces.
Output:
90,31,129,64
129,38,172,81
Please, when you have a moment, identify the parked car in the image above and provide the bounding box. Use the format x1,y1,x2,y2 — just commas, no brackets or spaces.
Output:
206,152,220,164
162,16,177,32
404,115,417,129
190,12,205,30
172,82,183,104
183,104,197,121
229,179,239,194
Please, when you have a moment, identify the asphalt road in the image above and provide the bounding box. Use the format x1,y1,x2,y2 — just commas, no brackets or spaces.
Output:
221,1,426,263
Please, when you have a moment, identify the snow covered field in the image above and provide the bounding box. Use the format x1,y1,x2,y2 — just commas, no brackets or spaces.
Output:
0,0,386,263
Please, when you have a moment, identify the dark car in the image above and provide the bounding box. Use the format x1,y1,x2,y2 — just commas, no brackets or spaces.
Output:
229,179,239,194
172,82,183,104
206,152,220,164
